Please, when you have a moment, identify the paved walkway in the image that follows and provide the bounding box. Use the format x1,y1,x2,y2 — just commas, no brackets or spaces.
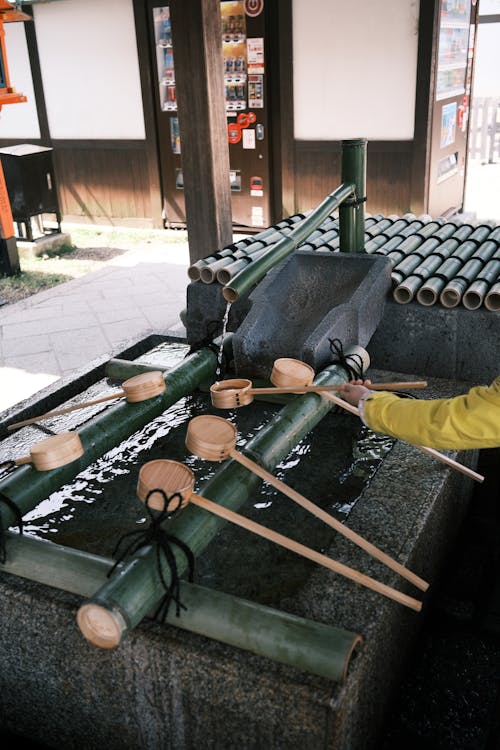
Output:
0,234,192,413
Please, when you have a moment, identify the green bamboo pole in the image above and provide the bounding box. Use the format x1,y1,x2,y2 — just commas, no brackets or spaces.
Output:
222,182,355,303
0,336,234,530
339,138,367,253
78,347,372,647
0,532,361,682
104,359,173,381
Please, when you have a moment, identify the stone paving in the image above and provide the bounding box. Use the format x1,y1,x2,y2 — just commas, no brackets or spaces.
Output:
0,238,190,413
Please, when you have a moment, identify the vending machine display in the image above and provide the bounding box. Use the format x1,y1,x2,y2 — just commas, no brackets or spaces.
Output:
150,0,271,230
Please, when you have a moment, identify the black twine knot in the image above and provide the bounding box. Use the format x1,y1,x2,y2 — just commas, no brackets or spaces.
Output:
327,338,365,415
107,489,194,621
328,338,365,381
0,491,24,564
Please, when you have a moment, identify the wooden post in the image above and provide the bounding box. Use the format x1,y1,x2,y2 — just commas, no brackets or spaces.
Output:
169,0,233,263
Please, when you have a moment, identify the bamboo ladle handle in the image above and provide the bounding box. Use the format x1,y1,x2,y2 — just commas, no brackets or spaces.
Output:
189,493,422,612
8,392,127,429
7,371,166,431
248,381,428,395
321,392,485,483
227,449,428,592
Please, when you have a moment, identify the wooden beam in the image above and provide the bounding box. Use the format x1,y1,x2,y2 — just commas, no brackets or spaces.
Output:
169,0,233,264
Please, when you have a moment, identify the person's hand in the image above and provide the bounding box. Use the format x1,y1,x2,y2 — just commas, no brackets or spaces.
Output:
337,379,373,407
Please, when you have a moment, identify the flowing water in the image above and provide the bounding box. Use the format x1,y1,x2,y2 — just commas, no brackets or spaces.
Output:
215,300,232,381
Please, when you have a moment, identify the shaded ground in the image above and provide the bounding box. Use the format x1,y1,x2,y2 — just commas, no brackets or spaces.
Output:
378,447,500,749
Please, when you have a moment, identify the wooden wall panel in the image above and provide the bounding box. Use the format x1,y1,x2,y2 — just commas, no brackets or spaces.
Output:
294,141,413,219
51,141,154,227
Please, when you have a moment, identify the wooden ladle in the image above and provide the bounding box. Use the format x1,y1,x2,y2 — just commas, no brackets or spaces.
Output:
14,431,84,471
261,358,484,484
185,415,428,593
135,458,423,612
7,371,166,431
210,378,429,409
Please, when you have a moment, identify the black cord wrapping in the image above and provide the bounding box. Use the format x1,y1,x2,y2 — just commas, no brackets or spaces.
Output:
0,491,24,564
328,338,365,380
184,320,228,380
107,490,194,621
327,338,365,415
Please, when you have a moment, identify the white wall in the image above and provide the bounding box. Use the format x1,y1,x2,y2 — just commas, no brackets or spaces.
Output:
33,0,145,139
0,22,40,139
472,23,500,97
293,0,420,141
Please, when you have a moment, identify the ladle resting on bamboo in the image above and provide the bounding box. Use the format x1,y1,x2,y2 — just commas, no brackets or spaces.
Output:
247,357,484,484
185,415,428,594
210,378,428,409
12,432,84,471
134,459,423,613
7,371,166,430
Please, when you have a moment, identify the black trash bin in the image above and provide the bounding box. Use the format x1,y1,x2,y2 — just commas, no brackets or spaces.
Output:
0,144,62,241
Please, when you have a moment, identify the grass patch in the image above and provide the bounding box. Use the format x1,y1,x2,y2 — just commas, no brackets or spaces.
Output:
0,270,73,305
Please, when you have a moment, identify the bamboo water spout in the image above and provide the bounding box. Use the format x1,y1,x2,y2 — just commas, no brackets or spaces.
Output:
7,371,166,430
133,459,423,612
185,415,428,595
222,182,356,303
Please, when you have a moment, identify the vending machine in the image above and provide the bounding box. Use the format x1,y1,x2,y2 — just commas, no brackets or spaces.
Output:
427,0,478,216
150,0,271,231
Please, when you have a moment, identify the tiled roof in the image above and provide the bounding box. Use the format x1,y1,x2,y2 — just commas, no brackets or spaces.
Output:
188,212,500,312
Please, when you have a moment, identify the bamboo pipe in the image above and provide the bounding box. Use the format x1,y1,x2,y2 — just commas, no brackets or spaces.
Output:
210,378,429,408
185,416,428,594
319,392,484,483
222,182,355,303
485,281,500,311
7,371,167,430
0,533,361,682
135,460,423,612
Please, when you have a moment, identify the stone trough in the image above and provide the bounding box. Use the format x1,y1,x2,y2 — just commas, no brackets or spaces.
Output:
0,342,485,750
1,171,498,747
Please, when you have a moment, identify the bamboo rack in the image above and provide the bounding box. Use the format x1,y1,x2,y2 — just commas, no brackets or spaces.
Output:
0,532,361,682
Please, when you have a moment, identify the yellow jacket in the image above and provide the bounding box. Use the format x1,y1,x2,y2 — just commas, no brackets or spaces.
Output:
359,376,500,450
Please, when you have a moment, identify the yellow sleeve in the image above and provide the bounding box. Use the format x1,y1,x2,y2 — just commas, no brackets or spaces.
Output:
360,377,500,450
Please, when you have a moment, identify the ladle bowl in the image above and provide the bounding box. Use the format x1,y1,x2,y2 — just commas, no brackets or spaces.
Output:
15,432,84,471
121,371,166,402
270,358,314,391
210,379,254,409
186,415,237,461
137,459,195,512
